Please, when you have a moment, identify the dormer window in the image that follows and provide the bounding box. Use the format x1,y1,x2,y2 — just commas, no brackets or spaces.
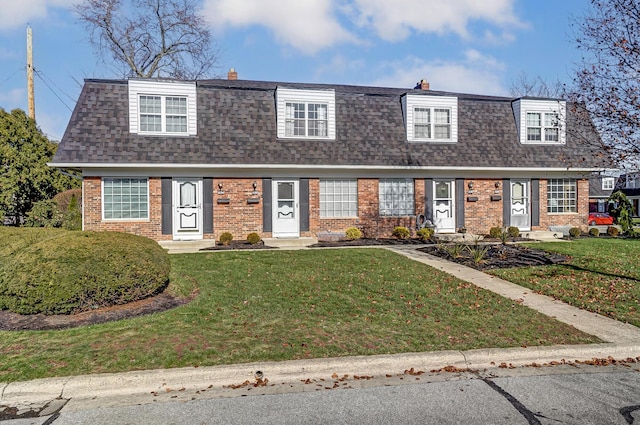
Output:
403,95,458,142
285,102,328,137
513,99,565,145
128,80,197,136
602,177,615,190
276,87,335,139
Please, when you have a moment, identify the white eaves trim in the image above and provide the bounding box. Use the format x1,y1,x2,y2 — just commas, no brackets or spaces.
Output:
128,79,197,136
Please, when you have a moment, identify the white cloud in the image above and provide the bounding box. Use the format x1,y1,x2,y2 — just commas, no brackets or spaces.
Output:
315,54,366,79
0,0,75,31
351,0,524,42
371,51,507,96
203,0,358,54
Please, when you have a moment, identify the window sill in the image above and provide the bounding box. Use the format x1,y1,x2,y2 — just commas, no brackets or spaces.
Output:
102,218,150,222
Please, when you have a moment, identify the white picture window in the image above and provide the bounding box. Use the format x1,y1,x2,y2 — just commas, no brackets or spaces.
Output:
103,178,149,220
547,179,577,213
138,95,188,134
320,179,357,218
379,179,414,216
285,102,328,137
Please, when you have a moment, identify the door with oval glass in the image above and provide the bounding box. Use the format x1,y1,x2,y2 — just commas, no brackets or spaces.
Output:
272,179,299,237
172,178,203,240
510,179,530,231
433,180,456,233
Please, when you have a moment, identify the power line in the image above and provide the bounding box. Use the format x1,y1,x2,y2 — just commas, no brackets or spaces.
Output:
33,69,73,112
0,67,25,89
35,69,77,104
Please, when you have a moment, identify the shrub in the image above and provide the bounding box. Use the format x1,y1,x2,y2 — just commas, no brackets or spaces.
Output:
392,226,410,240
62,194,82,231
24,200,63,228
416,227,434,242
246,232,261,244
219,232,234,245
569,227,581,238
607,226,619,237
589,227,600,237
0,229,170,315
489,227,503,239
507,226,520,238
53,188,82,213
345,227,363,240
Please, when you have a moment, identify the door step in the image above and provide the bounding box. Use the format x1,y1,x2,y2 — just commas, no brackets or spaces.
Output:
520,230,564,241
263,237,318,248
158,240,216,253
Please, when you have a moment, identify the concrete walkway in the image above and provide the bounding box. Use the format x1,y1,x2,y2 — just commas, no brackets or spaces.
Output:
2,244,640,416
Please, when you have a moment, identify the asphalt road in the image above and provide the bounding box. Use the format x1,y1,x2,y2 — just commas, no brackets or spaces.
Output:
7,364,640,425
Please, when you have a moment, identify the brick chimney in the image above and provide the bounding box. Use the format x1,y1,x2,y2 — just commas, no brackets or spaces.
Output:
227,67,238,80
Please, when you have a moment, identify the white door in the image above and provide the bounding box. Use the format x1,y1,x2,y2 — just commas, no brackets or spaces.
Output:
173,178,203,240
272,179,299,237
510,180,530,231
433,180,456,233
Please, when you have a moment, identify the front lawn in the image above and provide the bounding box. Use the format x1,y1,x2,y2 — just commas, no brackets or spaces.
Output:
489,238,640,326
0,248,597,382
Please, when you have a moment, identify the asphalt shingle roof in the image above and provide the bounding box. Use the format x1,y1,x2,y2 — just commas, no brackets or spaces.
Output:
52,78,609,169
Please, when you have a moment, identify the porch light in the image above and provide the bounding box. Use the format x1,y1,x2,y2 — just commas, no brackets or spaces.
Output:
252,181,258,194
218,182,224,194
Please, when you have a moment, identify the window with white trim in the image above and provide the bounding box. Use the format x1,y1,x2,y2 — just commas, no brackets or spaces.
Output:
547,179,577,213
320,179,357,218
103,178,149,220
139,95,187,134
379,179,414,216
404,95,458,142
285,102,328,137
526,112,559,142
602,177,615,191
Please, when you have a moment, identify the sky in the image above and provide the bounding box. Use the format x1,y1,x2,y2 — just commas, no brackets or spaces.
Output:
0,0,590,142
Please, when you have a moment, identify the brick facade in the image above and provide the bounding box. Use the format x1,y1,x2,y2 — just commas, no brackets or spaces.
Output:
83,176,590,241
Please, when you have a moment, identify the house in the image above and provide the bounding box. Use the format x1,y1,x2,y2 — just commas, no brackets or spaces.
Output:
619,172,640,216
588,171,618,213
50,73,608,244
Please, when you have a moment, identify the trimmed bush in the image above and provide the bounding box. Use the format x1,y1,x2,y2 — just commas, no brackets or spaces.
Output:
589,227,600,237
392,226,410,240
0,229,170,315
345,227,363,240
607,226,619,237
246,232,261,245
53,188,82,213
569,227,581,238
507,226,520,238
489,227,503,239
219,232,233,245
416,227,434,241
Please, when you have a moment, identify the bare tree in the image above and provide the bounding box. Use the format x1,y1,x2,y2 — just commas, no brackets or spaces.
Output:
74,0,219,79
509,72,565,98
570,0,640,166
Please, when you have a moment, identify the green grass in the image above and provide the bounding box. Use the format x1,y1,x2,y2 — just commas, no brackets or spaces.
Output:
489,238,640,326
0,248,597,382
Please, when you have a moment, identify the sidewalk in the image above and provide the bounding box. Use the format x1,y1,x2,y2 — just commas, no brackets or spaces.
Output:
2,245,640,416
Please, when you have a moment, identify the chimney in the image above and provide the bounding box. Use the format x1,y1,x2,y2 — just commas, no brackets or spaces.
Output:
227,67,238,80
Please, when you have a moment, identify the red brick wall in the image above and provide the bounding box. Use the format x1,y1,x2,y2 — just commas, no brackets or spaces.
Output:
462,179,505,234
212,178,264,240
83,176,169,240
538,178,589,232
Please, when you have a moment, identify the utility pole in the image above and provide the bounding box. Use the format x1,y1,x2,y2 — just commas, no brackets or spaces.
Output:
27,25,35,120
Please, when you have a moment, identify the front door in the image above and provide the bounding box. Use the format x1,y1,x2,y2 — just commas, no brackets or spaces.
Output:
173,178,203,240
433,180,456,233
272,179,299,237
510,180,530,231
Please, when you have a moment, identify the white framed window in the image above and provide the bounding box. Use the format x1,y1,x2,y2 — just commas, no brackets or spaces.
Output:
526,112,559,142
138,95,187,134
547,179,577,213
128,80,197,136
403,95,457,142
626,175,639,189
102,178,149,220
602,177,615,191
320,179,357,218
379,179,414,216
514,99,566,145
285,102,328,137
276,87,336,139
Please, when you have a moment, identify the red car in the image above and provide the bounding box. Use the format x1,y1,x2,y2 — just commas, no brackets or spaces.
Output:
588,212,614,225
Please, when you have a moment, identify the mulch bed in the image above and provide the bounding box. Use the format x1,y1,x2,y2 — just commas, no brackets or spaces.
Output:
0,292,188,331
311,238,428,247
